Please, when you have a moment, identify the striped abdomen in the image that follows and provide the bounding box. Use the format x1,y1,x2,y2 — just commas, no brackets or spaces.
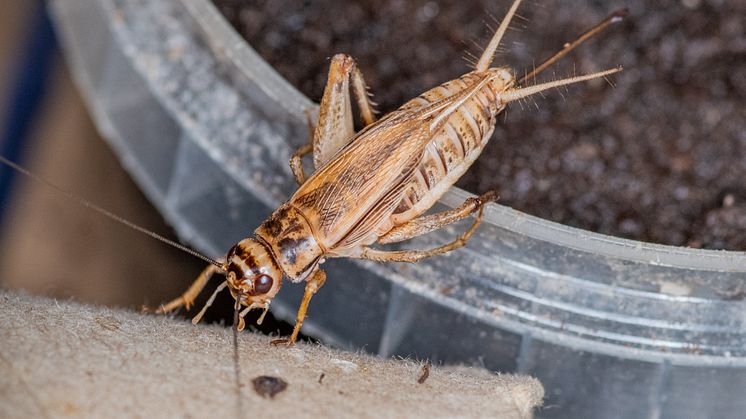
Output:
391,71,503,222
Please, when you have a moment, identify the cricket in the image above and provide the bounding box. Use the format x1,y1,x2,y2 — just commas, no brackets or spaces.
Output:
1,0,623,346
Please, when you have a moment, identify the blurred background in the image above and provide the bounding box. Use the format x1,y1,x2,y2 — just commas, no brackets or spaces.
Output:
0,1,203,309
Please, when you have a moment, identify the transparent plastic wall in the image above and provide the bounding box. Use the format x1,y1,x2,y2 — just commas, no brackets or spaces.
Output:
52,0,746,418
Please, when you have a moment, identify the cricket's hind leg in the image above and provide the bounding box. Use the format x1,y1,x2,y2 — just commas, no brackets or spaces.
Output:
359,191,498,263
377,191,498,245
290,54,378,185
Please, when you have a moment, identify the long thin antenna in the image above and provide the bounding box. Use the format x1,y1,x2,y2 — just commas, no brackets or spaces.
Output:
232,298,244,417
517,8,627,86
476,0,523,71
0,155,222,268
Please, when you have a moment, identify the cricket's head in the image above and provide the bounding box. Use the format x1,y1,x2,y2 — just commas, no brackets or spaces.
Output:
224,238,283,316
188,238,282,329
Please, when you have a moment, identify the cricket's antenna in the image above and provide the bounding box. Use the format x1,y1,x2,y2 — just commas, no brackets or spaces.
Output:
501,66,623,102
0,155,223,268
476,0,523,71
232,298,244,417
517,8,628,85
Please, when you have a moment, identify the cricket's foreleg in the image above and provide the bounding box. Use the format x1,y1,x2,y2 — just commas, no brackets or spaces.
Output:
153,264,221,314
378,191,498,244
271,269,327,347
359,192,497,263
312,53,378,169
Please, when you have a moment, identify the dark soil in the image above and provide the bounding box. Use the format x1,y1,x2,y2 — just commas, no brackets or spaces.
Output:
214,0,746,250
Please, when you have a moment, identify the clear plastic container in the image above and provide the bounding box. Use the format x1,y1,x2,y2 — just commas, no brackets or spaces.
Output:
51,0,746,418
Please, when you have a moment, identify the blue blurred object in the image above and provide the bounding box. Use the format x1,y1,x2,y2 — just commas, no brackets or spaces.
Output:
0,1,58,228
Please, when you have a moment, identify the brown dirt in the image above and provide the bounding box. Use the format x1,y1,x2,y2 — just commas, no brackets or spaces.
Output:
214,0,746,250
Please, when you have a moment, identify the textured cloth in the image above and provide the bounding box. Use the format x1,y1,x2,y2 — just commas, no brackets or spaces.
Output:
0,290,543,418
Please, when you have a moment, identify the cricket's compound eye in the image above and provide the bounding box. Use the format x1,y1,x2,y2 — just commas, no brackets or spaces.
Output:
251,274,274,296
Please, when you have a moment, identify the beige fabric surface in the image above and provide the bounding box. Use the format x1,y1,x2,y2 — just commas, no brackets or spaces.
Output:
0,290,543,418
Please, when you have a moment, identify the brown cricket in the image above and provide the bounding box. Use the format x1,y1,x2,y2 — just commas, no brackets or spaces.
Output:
154,0,623,345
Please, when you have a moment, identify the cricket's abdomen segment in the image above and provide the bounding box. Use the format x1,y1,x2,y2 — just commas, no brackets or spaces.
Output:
391,72,503,223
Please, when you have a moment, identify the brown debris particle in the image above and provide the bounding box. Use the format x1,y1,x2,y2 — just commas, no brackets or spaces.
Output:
252,375,288,399
417,363,431,384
